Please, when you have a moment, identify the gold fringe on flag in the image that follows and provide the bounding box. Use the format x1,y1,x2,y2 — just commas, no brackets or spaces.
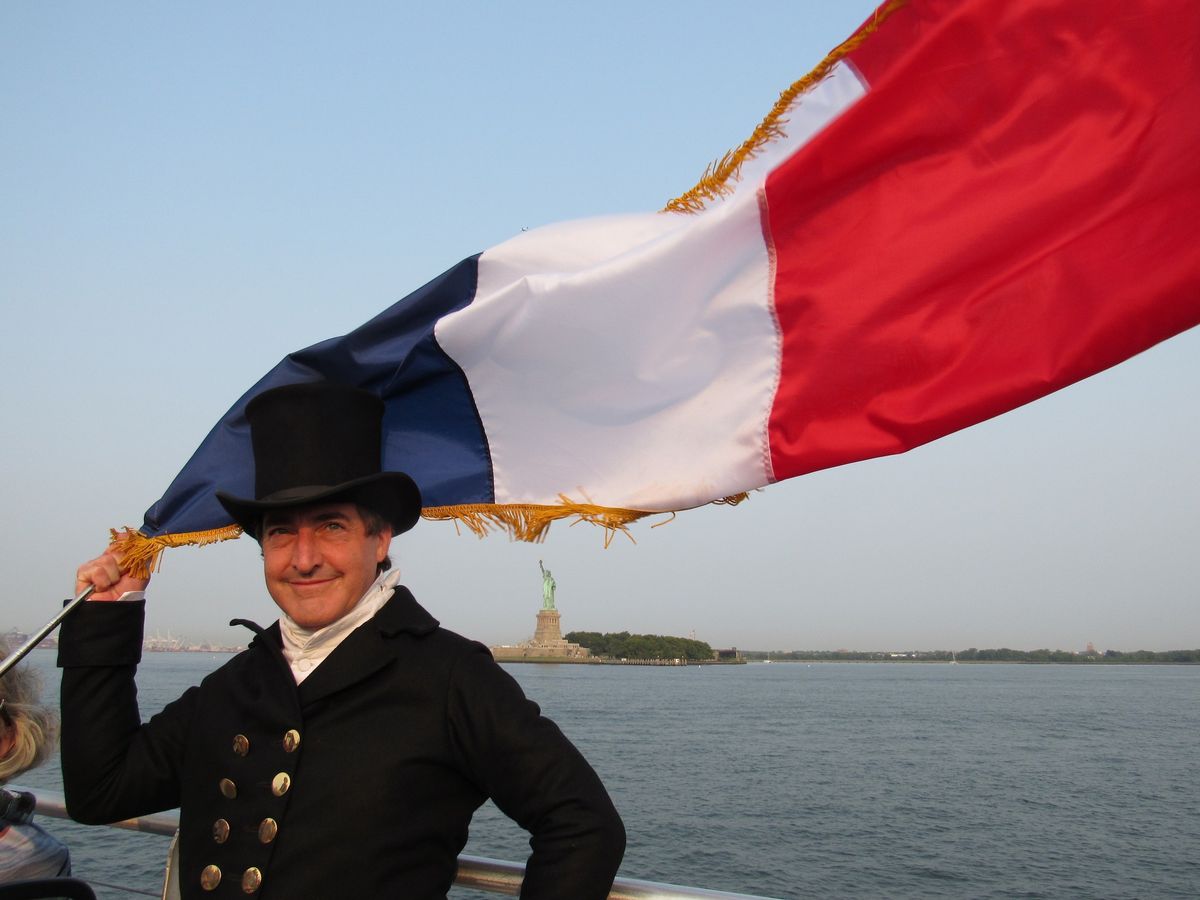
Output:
112,525,243,579
423,493,750,548
110,494,751,571
663,0,908,214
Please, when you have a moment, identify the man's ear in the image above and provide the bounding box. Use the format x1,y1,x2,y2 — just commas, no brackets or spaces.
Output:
375,529,394,562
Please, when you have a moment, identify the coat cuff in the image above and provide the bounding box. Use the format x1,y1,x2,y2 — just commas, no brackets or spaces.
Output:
57,599,146,668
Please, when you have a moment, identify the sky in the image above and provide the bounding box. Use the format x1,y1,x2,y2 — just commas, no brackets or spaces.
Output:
2,1,1196,653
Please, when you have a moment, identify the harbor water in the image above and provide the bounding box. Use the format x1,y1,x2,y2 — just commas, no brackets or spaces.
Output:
14,649,1200,898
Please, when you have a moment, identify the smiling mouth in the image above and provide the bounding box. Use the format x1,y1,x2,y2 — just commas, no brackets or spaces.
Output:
290,577,337,588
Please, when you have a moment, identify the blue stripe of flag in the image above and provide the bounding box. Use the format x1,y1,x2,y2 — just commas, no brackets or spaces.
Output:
141,255,491,538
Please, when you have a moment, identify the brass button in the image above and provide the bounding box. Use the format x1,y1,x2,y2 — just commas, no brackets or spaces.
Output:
271,772,291,796
212,818,230,844
219,778,237,799
200,864,222,891
232,734,250,756
282,728,301,753
241,866,263,893
258,817,278,844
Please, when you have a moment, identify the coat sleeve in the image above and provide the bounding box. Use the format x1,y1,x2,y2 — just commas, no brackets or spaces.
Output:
57,599,194,824
444,647,625,900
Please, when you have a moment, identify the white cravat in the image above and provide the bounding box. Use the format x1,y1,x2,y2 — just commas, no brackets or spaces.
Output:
278,568,402,684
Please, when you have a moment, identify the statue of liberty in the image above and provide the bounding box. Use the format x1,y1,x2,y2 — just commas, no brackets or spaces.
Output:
538,560,556,610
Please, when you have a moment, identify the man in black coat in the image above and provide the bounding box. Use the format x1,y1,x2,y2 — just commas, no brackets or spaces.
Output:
61,382,625,898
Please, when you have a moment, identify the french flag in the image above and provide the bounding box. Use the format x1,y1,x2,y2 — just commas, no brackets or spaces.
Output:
128,0,1200,564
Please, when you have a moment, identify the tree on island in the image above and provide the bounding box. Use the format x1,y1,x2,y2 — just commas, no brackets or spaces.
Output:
566,631,714,661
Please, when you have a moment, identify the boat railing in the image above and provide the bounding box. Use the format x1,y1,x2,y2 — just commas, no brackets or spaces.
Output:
15,786,777,900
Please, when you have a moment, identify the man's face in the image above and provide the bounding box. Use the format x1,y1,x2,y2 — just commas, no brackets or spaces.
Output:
261,502,392,629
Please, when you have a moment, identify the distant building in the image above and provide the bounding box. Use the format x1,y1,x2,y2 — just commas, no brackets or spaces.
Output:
2,629,29,646
144,631,184,652
2,628,56,650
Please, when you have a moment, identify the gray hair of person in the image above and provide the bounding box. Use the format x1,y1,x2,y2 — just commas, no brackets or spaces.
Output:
362,506,394,574
0,637,59,783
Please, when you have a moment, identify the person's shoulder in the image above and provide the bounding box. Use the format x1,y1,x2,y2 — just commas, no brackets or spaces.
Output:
376,585,439,635
202,644,260,676
429,625,494,661
412,616,493,661
380,589,496,661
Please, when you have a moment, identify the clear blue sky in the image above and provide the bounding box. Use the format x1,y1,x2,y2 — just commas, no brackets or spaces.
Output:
3,1,1196,652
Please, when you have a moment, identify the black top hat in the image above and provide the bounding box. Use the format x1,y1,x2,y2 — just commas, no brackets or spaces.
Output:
215,382,421,536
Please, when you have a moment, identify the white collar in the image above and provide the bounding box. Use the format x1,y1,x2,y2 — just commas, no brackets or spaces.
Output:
278,568,403,683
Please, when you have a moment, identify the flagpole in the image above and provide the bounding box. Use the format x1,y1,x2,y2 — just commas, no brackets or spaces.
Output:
0,585,95,679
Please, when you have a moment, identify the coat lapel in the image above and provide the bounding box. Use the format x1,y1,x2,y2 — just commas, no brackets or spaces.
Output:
297,586,440,705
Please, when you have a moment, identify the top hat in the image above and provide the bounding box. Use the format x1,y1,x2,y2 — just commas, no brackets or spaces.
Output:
215,382,421,537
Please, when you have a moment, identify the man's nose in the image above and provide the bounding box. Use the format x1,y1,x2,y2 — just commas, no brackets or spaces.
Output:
291,528,321,572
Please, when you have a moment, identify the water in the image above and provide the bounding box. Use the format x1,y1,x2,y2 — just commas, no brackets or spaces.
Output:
14,650,1200,898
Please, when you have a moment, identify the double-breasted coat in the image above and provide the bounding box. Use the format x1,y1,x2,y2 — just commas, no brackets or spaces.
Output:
58,587,625,898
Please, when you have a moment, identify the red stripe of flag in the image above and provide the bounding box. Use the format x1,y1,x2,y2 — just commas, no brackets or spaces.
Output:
764,0,1200,481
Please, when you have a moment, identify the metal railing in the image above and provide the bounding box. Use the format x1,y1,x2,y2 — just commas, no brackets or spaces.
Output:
15,786,777,900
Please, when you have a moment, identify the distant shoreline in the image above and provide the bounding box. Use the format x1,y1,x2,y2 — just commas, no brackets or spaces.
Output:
498,656,1198,666
749,657,1200,665
744,652,1195,667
